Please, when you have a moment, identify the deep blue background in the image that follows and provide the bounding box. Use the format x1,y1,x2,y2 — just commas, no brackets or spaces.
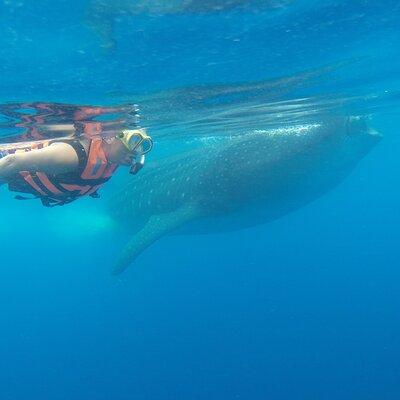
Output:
0,1,399,399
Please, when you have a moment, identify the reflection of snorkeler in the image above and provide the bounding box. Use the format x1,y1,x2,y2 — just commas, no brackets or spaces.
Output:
0,127,152,207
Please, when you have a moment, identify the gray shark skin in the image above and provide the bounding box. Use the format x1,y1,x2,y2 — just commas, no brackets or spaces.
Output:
108,116,380,274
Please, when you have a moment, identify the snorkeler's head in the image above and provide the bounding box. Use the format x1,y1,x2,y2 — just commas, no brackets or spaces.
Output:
117,129,153,154
115,128,153,174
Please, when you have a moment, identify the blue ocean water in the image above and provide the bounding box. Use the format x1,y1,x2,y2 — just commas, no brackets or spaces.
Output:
0,1,399,399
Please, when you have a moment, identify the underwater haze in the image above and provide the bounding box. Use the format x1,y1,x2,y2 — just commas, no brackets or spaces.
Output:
0,1,400,399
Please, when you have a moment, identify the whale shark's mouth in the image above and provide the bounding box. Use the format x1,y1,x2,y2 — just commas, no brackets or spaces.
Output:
367,127,382,137
346,116,382,139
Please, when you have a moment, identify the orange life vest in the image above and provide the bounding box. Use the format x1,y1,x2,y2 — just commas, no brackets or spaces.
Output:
8,137,118,207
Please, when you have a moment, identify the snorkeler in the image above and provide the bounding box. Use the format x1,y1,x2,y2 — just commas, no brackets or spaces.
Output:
0,128,153,207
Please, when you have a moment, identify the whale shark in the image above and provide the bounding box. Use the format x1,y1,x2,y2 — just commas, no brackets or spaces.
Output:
107,116,380,274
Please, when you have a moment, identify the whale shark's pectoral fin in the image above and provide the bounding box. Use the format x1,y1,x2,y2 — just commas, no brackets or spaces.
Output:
112,205,200,275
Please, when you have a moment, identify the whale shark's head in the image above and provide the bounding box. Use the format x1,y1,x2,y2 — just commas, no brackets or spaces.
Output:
325,116,382,171
344,115,382,147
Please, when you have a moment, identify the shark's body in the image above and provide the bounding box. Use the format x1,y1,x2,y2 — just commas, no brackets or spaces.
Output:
108,117,380,273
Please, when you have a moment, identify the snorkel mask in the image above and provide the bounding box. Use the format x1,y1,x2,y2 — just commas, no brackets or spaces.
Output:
117,128,153,175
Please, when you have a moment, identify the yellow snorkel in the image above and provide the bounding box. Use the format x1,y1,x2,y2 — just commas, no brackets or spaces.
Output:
117,128,153,174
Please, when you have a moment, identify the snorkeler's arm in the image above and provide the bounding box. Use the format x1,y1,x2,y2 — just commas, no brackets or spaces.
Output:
0,142,79,179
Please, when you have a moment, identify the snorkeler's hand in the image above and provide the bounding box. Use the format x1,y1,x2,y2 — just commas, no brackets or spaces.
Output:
0,154,19,179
